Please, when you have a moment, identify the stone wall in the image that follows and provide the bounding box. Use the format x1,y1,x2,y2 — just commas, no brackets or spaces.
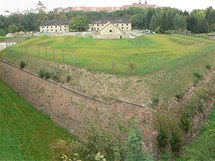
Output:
0,60,155,153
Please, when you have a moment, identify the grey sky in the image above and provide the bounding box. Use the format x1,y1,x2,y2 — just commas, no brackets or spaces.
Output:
0,0,215,14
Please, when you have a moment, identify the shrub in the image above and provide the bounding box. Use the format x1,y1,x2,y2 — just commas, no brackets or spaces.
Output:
151,96,160,107
193,71,203,80
19,61,26,69
66,75,71,82
206,64,211,70
128,61,136,75
157,128,169,150
44,71,50,79
180,112,191,133
51,71,60,82
125,119,146,161
39,69,46,78
39,69,50,79
170,131,182,154
175,93,183,100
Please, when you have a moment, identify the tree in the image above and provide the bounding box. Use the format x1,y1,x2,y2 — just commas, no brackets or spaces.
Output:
144,9,154,29
8,24,18,33
0,29,6,36
173,14,187,30
131,14,144,29
69,16,88,31
186,16,199,33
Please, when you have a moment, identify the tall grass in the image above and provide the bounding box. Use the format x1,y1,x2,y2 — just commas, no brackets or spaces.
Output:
0,80,74,160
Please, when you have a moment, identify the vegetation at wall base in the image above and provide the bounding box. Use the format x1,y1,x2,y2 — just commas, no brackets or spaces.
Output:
0,80,74,161
178,105,215,161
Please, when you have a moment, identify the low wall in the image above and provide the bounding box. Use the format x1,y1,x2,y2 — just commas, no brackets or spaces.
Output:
0,60,155,152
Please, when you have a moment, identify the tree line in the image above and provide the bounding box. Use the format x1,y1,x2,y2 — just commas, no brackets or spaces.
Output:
0,6,215,35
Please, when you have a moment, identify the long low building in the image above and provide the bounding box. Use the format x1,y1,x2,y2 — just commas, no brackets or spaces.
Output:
40,19,70,33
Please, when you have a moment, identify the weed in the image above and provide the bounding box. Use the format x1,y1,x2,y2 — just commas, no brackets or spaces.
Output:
66,75,71,82
151,96,160,107
175,93,183,100
193,71,203,80
39,69,50,79
19,61,26,69
206,64,211,70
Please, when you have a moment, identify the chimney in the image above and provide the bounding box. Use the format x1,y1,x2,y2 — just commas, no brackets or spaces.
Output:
145,0,147,4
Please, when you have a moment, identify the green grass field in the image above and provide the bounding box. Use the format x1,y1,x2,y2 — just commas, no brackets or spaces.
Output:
0,80,74,161
3,34,215,75
178,105,215,161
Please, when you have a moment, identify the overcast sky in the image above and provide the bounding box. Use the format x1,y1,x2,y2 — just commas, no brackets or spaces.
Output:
0,0,215,14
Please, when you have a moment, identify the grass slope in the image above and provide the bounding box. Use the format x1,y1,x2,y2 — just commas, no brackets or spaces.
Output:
3,34,215,75
178,105,215,161
0,80,74,161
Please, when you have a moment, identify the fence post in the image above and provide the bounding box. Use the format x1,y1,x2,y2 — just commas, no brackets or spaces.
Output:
112,59,115,74
159,56,162,70
38,46,40,58
45,46,48,60
53,49,55,62
62,49,65,64
71,52,75,65
32,47,34,56
149,57,152,72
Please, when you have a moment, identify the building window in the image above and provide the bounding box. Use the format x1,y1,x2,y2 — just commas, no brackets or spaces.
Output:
102,24,104,26
97,24,99,26
109,30,112,32
64,26,66,28
47,26,48,28
97,28,99,30
122,24,124,26
117,24,119,26
65,29,66,31
126,24,129,26
122,27,124,29
127,27,129,29
51,26,53,28
55,26,57,28
60,26,61,28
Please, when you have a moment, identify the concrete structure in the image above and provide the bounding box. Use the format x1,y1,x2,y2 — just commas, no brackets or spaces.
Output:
89,18,131,39
40,19,70,33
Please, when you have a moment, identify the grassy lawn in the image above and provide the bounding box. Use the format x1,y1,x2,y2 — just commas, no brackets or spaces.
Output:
0,80,74,161
3,34,215,75
178,105,215,161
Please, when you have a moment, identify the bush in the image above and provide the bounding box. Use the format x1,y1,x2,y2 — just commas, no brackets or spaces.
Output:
125,119,146,161
193,71,203,80
180,112,191,133
44,71,50,79
51,71,60,82
39,69,45,78
39,69,50,79
206,64,212,70
175,93,183,100
66,75,71,82
19,61,26,69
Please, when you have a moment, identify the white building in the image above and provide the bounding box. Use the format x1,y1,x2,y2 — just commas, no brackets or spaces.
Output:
21,1,48,14
40,19,70,33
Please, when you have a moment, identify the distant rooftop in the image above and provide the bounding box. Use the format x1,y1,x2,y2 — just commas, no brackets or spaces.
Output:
89,17,131,24
40,19,71,26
